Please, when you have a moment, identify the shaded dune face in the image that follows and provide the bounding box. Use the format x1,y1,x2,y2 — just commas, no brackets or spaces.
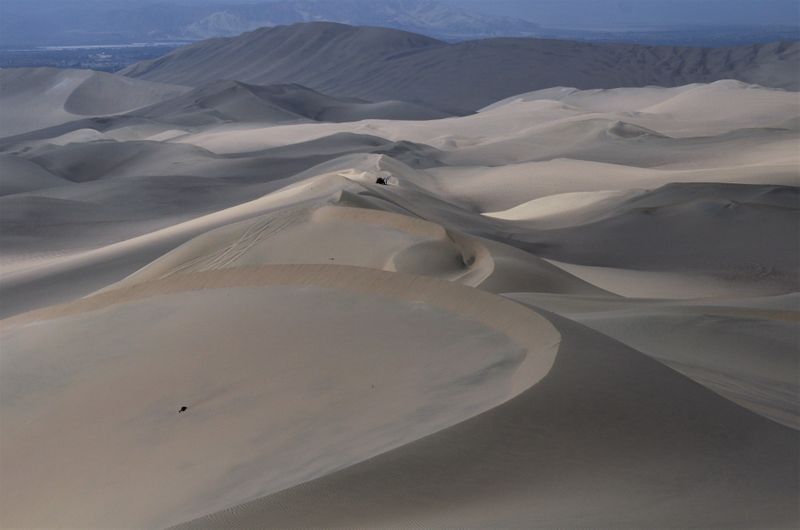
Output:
0,48,798,530
173,314,799,530
127,80,452,126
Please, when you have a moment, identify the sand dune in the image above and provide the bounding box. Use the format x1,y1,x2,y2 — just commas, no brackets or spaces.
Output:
121,23,800,113
0,68,188,138
173,315,798,529
0,266,560,529
0,64,797,529
511,183,799,292
0,154,66,196
542,259,792,299
128,80,450,126
103,203,607,297
160,80,798,162
510,292,799,429
0,135,447,272
486,80,800,137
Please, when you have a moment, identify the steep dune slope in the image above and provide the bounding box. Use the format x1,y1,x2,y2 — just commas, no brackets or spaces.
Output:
173,315,798,529
510,292,800,429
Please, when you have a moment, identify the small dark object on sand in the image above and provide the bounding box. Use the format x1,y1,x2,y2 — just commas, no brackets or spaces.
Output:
178,406,188,413
375,177,388,185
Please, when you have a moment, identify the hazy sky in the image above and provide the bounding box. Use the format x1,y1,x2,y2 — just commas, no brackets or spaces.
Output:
195,0,800,28
444,0,800,28
3,0,799,30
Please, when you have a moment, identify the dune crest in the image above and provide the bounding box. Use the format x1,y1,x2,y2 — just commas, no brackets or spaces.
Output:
0,68,188,138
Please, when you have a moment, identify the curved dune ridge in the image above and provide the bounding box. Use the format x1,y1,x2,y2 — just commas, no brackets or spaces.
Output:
0,59,798,529
0,265,560,529
0,68,189,138
483,189,645,227
103,203,608,296
172,313,798,530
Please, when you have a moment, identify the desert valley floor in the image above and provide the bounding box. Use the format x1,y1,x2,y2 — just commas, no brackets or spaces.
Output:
0,24,799,528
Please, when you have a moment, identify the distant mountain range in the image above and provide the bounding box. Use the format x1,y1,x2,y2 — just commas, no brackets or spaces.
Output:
0,0,540,46
2,0,797,48
122,22,800,114
182,0,541,41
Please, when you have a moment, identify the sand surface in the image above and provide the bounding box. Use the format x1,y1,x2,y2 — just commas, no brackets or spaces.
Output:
0,68,188,138
1,266,559,528
0,59,798,528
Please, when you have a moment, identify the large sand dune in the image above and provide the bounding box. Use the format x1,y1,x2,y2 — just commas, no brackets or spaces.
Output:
129,80,451,125
0,68,188,138
1,265,560,528
0,58,798,528
121,23,800,112
173,315,798,529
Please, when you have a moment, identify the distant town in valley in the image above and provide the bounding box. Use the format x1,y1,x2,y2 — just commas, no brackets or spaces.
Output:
2,24,798,74
0,44,185,72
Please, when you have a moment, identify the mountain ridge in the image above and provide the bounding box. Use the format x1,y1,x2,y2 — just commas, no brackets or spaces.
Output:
0,0,540,46
122,23,800,113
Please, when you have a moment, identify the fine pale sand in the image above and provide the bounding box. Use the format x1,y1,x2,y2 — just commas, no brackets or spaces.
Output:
174,315,798,529
0,68,188,138
1,265,559,528
0,55,798,529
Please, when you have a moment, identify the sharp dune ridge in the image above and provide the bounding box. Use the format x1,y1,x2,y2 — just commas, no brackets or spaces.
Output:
0,22,798,529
